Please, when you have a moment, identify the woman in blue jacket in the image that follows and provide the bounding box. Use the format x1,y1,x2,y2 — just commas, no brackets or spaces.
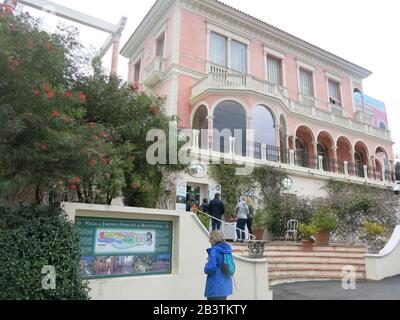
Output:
204,230,233,300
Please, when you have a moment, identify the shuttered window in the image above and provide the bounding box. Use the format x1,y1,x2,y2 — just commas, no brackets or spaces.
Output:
134,60,141,82
328,80,341,105
267,55,282,85
299,68,313,97
231,40,247,73
156,32,165,57
210,32,227,67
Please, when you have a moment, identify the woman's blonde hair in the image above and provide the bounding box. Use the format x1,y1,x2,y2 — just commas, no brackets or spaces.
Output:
246,196,254,207
209,230,226,244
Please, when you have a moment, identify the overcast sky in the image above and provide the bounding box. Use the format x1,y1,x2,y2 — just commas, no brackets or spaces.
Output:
21,0,400,157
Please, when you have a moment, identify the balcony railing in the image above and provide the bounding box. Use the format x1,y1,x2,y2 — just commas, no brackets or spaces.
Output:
191,69,392,142
191,138,395,185
143,56,166,86
356,111,373,125
299,94,317,108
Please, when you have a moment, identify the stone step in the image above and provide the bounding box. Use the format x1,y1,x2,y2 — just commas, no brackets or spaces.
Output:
268,263,366,272
265,250,365,258
269,275,365,287
266,245,366,253
268,268,366,277
266,256,365,264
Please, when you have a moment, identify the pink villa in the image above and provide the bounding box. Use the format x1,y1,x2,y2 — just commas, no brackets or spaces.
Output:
121,0,395,203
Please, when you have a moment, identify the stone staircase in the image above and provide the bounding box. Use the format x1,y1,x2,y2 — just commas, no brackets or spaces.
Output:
232,242,367,287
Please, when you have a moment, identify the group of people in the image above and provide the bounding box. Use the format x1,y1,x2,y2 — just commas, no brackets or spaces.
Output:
197,194,255,242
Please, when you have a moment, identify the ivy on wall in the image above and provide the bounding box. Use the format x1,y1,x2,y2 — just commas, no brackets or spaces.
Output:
209,164,287,220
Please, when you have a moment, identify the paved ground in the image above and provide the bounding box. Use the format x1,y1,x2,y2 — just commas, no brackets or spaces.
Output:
273,275,400,300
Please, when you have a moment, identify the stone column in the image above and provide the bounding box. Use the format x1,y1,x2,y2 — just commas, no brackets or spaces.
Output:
207,116,214,151
312,141,318,169
275,124,281,148
344,161,349,176
369,155,376,180
350,149,356,164
261,144,267,161
247,117,254,158
331,146,338,173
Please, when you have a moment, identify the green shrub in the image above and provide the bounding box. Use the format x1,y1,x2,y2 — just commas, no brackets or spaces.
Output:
312,205,338,232
197,210,211,230
252,209,268,229
0,205,89,300
298,224,319,241
364,222,386,239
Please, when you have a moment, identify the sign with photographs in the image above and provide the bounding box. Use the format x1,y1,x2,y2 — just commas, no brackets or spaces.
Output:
175,180,187,211
76,217,172,279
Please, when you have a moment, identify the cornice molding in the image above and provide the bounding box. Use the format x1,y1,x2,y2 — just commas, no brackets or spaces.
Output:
181,0,371,80
120,0,176,58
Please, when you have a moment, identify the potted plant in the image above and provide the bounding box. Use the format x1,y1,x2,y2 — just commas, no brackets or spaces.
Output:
312,205,338,245
363,222,387,254
251,209,267,240
298,223,318,251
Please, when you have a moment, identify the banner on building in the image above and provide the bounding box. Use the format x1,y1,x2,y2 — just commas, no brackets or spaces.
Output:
209,184,222,200
175,180,187,211
76,217,172,279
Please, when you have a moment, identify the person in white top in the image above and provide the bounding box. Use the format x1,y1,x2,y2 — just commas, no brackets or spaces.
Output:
235,197,249,242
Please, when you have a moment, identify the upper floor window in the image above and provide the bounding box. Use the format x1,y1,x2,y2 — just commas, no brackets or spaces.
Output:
267,55,282,85
299,68,314,97
134,60,141,83
210,32,227,67
231,40,247,73
156,32,165,58
328,80,341,106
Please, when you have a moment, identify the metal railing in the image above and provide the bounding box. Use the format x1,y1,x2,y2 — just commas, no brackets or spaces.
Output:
196,210,256,241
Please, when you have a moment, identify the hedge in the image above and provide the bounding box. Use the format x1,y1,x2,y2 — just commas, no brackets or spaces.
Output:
0,205,89,300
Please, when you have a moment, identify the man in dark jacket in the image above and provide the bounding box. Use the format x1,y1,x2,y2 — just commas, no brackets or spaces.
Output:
208,193,225,231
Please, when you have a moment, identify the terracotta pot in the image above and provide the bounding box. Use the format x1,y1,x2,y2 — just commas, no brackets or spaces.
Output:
301,240,313,251
315,230,330,245
253,228,265,240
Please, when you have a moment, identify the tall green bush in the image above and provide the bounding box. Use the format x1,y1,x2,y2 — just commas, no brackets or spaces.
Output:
0,205,89,300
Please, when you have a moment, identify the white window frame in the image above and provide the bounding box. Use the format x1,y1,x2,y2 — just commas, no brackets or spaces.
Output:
264,46,286,87
207,22,250,73
297,60,316,99
326,71,344,108
133,56,143,84
154,26,167,59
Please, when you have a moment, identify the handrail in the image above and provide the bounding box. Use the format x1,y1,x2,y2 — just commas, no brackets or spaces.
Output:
196,210,257,241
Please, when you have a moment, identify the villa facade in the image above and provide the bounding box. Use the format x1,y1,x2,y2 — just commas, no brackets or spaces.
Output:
121,0,395,205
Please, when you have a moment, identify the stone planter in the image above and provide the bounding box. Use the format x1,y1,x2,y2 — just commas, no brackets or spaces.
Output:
315,230,330,245
253,228,265,240
301,240,313,251
248,241,266,259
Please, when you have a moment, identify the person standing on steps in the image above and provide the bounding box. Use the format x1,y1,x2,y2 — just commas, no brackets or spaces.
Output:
235,196,249,242
209,193,225,231
246,196,255,237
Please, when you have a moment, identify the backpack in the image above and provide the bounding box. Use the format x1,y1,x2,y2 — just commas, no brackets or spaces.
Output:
220,253,235,277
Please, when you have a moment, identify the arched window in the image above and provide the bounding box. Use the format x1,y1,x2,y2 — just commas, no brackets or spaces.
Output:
279,116,288,163
252,106,276,146
295,139,308,168
317,143,329,171
379,122,387,130
354,88,363,110
355,151,365,178
213,101,247,156
192,105,208,149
